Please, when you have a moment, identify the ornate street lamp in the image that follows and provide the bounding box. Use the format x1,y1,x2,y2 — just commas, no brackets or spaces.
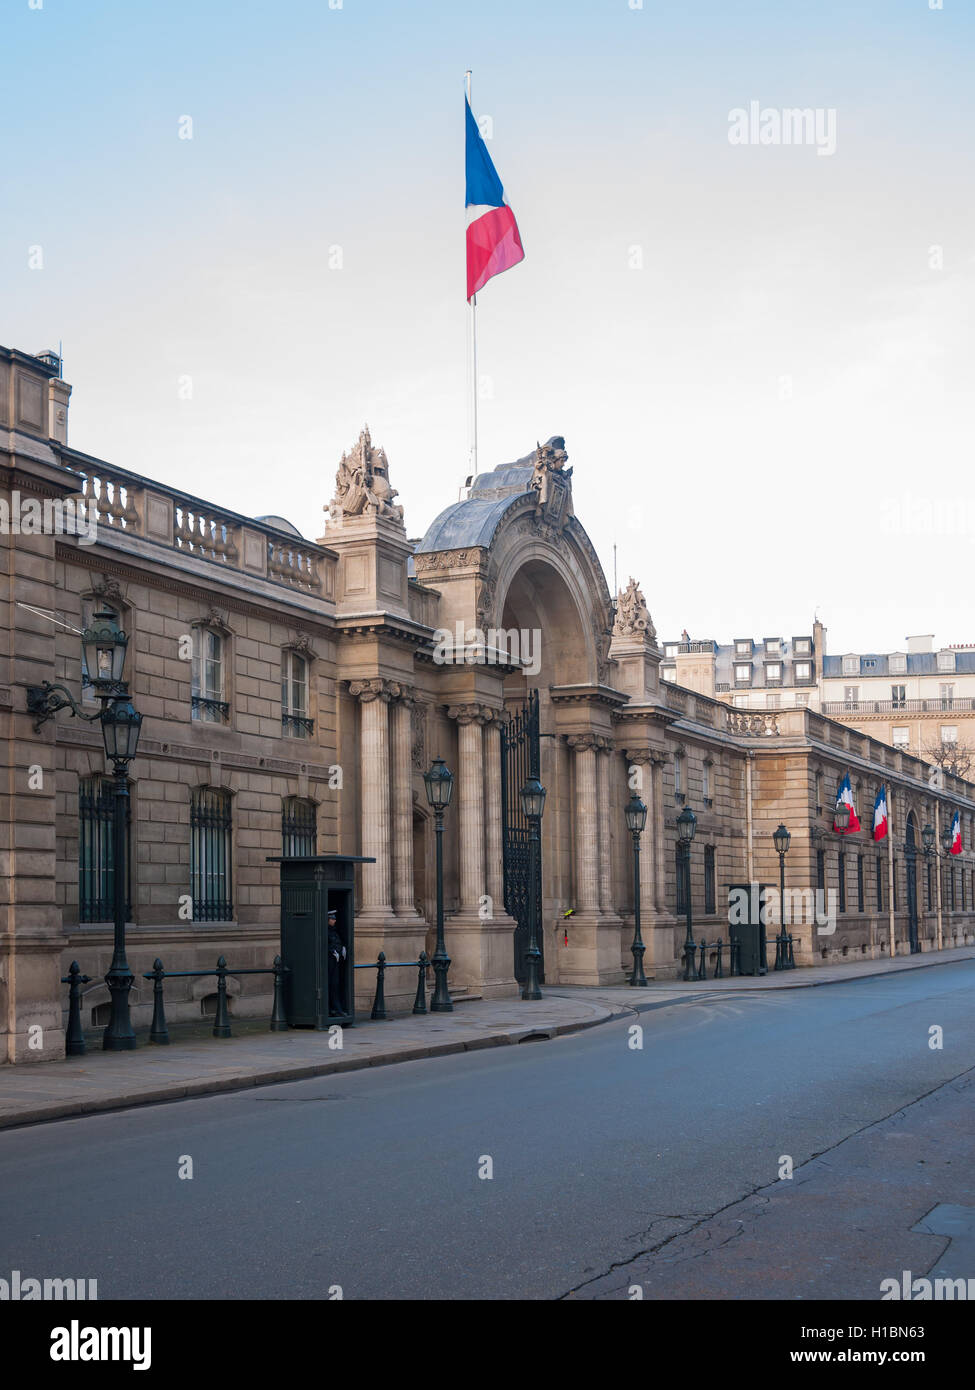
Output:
423,757,454,1012
26,606,130,730
99,696,143,1050
922,823,936,855
833,800,851,833
772,822,792,970
624,793,648,986
677,805,697,980
519,775,547,1000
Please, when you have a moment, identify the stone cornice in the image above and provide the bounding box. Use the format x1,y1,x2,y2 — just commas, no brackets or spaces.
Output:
549,683,629,709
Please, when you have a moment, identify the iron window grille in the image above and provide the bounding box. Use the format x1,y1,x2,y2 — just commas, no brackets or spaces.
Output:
191,695,230,722
926,860,933,911
816,849,825,892
78,775,131,922
838,853,846,914
190,787,233,921
282,797,317,856
704,846,716,915
857,854,864,913
875,855,884,910
675,844,687,913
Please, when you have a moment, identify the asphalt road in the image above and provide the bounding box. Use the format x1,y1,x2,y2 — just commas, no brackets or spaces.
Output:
2,962,974,1300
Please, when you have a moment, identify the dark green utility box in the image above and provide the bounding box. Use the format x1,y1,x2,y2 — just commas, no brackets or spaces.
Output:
267,855,374,1029
725,882,771,976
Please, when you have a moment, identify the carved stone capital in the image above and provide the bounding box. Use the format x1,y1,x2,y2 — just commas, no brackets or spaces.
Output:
567,733,600,753
349,677,401,704
447,702,497,726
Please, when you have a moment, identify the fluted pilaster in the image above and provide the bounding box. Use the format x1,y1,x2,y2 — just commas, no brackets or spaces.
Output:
349,678,395,915
390,694,416,915
568,734,600,913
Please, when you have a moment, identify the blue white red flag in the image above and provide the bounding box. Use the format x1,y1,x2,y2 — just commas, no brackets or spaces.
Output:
834,773,861,834
950,810,962,855
872,785,888,841
465,97,524,301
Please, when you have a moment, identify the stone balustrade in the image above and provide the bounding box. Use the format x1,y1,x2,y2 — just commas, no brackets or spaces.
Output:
63,449,332,595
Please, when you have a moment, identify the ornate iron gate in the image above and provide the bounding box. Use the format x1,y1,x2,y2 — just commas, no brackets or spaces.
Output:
500,689,543,984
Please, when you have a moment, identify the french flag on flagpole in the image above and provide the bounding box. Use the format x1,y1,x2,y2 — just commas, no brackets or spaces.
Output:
466,97,524,301
834,773,861,833
950,810,963,855
872,785,888,841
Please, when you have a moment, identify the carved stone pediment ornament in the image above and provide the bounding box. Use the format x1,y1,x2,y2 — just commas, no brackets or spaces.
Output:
192,605,231,633
325,425,405,527
613,577,656,643
411,702,427,770
91,573,124,606
288,631,313,657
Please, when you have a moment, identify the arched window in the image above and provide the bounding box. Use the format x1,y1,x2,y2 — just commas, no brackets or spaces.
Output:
190,787,233,920
282,797,317,856
78,775,130,922
281,650,313,737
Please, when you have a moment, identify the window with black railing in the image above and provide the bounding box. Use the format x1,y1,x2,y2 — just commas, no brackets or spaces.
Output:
876,855,884,910
192,628,229,723
817,849,825,893
704,845,716,914
838,852,846,913
190,787,233,921
281,649,313,738
78,775,130,922
857,854,864,913
950,866,956,910
926,860,933,911
282,796,317,856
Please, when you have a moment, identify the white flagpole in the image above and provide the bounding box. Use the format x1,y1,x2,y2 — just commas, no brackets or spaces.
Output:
466,69,478,483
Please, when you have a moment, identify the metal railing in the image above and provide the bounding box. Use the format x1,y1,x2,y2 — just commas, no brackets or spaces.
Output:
823,698,975,716
355,951,430,1020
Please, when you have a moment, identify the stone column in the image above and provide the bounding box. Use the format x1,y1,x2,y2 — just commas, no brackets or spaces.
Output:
596,739,614,914
483,713,504,912
390,694,416,916
651,752,666,913
568,735,600,913
448,704,486,913
350,679,393,916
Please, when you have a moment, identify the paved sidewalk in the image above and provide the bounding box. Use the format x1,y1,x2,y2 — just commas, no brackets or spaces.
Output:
1,948,971,1132
0,990,642,1132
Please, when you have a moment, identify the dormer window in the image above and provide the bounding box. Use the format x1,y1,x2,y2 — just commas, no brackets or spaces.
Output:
937,650,956,673
734,663,752,685
842,655,860,676
889,653,907,675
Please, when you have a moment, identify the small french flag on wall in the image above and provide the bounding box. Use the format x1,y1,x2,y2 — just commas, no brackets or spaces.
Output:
950,810,963,855
465,97,524,301
872,785,888,841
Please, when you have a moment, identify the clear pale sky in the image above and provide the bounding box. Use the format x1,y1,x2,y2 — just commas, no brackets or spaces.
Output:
4,0,973,655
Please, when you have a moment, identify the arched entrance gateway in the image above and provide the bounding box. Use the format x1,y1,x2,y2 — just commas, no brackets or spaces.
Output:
412,438,678,993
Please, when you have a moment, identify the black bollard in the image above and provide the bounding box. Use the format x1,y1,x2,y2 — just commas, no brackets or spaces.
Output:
212,956,232,1038
683,939,696,982
697,939,707,981
146,958,169,1045
714,938,724,979
371,952,388,1021
730,938,741,977
62,962,91,1057
270,955,289,1031
412,951,429,1015
787,934,796,969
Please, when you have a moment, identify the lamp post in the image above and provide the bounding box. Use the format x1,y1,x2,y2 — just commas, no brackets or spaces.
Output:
100,696,143,1049
677,805,697,980
772,822,791,970
519,775,547,1000
24,607,143,1051
423,757,455,1011
625,793,648,986
833,800,851,833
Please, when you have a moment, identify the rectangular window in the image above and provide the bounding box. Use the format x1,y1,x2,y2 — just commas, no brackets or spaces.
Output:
794,638,811,656
795,692,809,707
926,860,933,911
281,651,313,738
735,641,751,657
892,728,910,748
704,846,716,914
192,629,227,723
817,849,825,892
842,656,860,676
857,854,864,913
844,686,859,706
941,726,958,744
891,684,906,708
702,762,711,804
795,661,812,682
673,753,682,800
950,867,956,909
78,775,130,922
765,639,781,656
889,653,907,675
734,664,751,684
766,693,781,710
190,787,233,921
937,650,956,673
940,683,955,708
875,855,884,910
765,663,782,683
838,853,846,913
282,797,317,856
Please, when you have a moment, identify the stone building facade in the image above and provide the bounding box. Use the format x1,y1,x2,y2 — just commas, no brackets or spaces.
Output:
3,344,975,1064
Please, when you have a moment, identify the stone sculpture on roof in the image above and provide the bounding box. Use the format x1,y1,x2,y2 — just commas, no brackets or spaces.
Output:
613,576,656,644
326,425,404,526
